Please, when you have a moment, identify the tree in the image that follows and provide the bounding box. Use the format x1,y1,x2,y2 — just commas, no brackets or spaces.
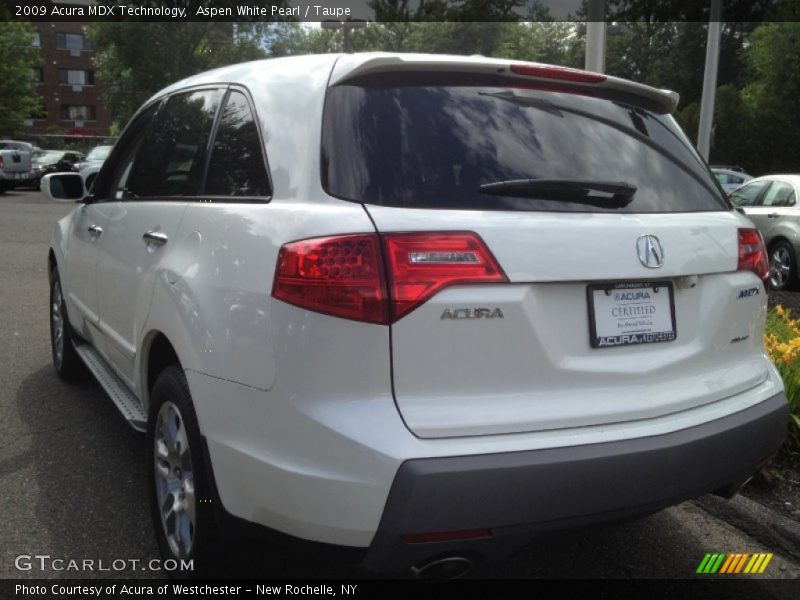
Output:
88,22,267,127
0,22,41,135
738,21,800,173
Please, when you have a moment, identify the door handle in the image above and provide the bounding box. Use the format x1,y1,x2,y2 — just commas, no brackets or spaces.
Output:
768,213,779,218
143,230,168,247
88,224,102,237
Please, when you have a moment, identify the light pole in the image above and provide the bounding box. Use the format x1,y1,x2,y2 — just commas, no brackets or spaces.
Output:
697,0,722,161
585,0,607,73
321,20,367,54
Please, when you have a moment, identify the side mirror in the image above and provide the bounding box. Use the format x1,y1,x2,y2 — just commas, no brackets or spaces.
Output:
41,173,86,202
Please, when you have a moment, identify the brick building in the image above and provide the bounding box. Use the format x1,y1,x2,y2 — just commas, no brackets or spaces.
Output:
25,21,113,140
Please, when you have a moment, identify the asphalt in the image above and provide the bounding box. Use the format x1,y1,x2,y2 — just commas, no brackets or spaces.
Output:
0,188,798,591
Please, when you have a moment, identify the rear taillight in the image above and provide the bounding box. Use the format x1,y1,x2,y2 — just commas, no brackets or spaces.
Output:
510,63,607,84
383,232,507,321
738,228,770,290
272,234,387,324
0,156,4,169
272,232,507,324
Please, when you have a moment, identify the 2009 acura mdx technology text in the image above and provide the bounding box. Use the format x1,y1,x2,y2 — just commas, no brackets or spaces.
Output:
43,53,788,577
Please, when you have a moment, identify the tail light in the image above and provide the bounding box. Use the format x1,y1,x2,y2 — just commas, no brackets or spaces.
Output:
272,234,387,324
0,156,4,169
272,232,507,324
737,228,770,290
383,232,507,321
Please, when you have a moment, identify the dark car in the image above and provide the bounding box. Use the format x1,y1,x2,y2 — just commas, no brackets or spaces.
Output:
32,150,85,188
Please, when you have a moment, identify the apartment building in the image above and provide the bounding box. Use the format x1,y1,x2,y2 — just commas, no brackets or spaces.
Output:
26,21,112,138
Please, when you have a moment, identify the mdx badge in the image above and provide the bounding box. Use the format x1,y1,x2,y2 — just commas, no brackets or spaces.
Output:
637,234,665,268
441,308,504,320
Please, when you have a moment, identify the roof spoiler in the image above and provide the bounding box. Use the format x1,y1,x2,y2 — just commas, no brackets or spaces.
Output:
330,55,680,114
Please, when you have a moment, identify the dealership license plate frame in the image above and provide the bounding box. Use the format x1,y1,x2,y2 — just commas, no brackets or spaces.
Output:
587,281,677,349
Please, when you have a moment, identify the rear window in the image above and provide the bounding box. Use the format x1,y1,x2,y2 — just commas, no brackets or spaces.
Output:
321,75,727,213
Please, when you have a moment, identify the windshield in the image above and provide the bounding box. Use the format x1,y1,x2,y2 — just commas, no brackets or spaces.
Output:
321,76,728,213
86,146,112,161
32,151,62,164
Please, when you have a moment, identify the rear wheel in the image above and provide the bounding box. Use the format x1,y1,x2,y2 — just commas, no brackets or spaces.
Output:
147,366,217,577
49,269,85,380
769,241,796,291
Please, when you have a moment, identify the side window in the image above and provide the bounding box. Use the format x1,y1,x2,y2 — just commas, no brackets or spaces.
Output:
94,102,159,201
125,89,223,198
729,180,769,207
204,90,270,197
762,182,796,207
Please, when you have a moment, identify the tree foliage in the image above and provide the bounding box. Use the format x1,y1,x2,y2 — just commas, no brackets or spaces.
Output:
87,22,267,127
0,22,41,135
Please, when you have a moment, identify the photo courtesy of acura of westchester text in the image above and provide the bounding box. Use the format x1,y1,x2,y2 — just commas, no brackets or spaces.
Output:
1,0,799,590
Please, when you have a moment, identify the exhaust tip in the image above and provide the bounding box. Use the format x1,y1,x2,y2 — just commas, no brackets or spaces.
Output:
410,556,473,580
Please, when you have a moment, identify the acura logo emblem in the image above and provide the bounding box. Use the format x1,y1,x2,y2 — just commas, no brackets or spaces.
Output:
637,235,664,268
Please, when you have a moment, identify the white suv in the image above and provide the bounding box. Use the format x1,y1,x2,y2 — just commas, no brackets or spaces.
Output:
44,53,788,577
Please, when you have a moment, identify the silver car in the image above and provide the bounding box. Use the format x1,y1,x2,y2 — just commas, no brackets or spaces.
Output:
711,166,752,194
730,174,800,290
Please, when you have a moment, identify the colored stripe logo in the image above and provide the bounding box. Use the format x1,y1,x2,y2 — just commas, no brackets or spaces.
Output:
696,552,773,574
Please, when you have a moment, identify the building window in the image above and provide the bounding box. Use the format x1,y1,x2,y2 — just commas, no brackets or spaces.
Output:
56,32,92,52
32,67,44,83
60,105,96,121
32,32,41,47
58,69,95,85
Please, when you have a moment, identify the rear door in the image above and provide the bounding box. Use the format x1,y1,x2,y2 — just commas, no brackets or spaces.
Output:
322,74,768,439
94,88,224,387
735,180,777,241
751,181,799,245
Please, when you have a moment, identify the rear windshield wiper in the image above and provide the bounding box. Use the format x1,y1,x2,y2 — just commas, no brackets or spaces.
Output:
479,178,637,208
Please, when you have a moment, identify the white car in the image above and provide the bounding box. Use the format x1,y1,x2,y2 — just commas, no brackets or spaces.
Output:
44,54,788,577
73,144,114,192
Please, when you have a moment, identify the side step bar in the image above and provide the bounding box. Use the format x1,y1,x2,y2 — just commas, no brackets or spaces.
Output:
74,342,147,432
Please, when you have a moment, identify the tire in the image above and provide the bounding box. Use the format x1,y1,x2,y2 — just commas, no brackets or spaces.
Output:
147,366,218,577
769,241,796,291
49,269,85,380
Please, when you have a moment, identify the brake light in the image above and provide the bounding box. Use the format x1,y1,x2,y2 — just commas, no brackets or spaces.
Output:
383,232,507,321
0,156,3,169
272,232,507,324
272,234,387,324
510,63,607,84
737,228,770,290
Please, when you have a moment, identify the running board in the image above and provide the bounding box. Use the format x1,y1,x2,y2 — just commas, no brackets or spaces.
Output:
74,342,147,432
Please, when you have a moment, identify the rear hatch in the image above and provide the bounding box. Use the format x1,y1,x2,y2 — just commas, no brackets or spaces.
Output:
0,149,31,176
321,62,769,439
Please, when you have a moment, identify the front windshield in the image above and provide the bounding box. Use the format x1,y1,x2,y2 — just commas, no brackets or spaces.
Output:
33,151,62,164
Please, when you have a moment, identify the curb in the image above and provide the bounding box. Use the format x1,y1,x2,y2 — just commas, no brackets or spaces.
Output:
692,494,800,563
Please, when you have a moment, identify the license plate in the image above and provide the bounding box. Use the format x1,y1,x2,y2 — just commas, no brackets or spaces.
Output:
587,281,676,348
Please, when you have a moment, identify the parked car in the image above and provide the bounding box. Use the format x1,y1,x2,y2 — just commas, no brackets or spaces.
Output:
43,54,788,577
0,144,34,193
31,150,85,188
729,175,800,291
0,139,40,153
711,166,753,194
72,144,113,192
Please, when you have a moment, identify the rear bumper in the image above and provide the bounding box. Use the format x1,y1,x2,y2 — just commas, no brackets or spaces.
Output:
0,171,35,185
363,391,788,572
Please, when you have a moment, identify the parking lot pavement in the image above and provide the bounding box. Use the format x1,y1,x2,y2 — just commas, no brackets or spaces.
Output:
1,188,799,587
